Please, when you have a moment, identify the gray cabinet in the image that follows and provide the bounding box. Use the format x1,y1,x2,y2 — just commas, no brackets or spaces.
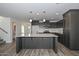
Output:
22,37,31,49
39,37,53,49
22,37,53,49
63,9,79,49
22,37,25,49
16,37,22,53
16,37,58,53
32,37,40,49
33,37,53,49
25,37,31,49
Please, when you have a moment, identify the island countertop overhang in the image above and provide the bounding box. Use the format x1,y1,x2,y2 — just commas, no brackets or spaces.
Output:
16,34,58,37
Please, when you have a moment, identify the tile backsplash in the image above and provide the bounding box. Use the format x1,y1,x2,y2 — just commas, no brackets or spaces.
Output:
32,25,63,34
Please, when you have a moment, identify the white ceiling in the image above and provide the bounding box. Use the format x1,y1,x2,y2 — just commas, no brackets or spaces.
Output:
0,3,79,21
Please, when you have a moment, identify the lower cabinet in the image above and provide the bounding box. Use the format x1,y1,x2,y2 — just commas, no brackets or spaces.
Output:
22,37,53,49
39,37,53,49
32,37,40,49
22,37,31,49
16,37,22,53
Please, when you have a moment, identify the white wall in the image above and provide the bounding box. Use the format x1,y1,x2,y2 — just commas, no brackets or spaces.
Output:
11,18,32,37
0,17,28,43
10,19,31,37
0,16,12,43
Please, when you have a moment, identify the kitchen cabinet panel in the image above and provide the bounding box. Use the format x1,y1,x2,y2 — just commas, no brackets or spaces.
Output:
21,37,54,49
63,9,79,49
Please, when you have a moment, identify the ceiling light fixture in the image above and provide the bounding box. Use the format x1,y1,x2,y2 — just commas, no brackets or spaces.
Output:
49,21,57,22
30,19,32,22
43,19,46,22
56,13,59,15
36,13,39,15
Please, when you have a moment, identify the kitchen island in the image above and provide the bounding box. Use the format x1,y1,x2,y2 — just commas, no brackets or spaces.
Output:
16,34,58,53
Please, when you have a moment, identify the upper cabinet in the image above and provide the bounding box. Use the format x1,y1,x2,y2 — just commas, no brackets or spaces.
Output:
32,20,39,25
32,20,63,28
56,20,64,28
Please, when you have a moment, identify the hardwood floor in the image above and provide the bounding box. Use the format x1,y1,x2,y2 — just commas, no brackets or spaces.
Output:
0,42,79,56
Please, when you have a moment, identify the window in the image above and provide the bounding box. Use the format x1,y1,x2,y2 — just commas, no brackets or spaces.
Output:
21,24,25,36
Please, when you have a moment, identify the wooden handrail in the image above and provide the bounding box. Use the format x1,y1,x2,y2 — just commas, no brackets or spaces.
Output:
0,27,8,34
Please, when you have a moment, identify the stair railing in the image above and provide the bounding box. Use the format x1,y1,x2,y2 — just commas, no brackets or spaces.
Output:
0,27,8,34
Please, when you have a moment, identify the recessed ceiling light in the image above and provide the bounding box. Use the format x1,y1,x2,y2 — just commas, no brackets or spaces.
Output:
36,13,39,15
43,19,46,22
56,13,59,15
49,21,56,22
30,19,32,22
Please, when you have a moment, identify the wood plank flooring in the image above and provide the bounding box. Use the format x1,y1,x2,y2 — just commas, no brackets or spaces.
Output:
0,42,79,56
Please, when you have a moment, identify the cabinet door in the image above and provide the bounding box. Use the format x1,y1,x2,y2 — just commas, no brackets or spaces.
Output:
31,37,50,49
39,37,53,49
22,37,31,49
32,37,39,49
37,37,42,49
22,37,53,49
41,37,49,49
22,37,25,49
29,37,33,49
22,37,28,49
64,13,71,47
16,37,22,53
49,37,53,48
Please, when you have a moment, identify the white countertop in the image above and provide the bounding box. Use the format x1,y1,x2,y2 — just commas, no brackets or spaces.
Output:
16,34,58,37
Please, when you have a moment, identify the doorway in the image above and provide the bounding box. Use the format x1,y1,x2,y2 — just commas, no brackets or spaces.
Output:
12,22,16,42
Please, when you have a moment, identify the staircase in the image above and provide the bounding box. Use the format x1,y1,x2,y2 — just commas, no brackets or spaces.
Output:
0,27,7,45
0,37,5,45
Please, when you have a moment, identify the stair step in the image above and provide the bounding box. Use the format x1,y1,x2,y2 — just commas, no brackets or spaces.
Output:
0,41,5,45
0,39,3,41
